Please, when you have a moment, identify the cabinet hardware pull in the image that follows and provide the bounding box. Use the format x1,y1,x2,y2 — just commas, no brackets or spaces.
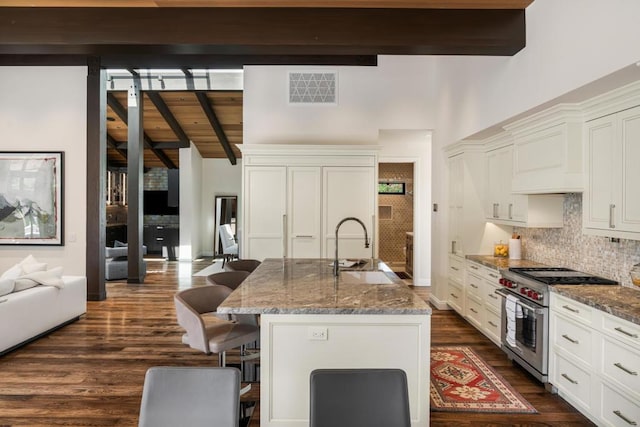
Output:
561,373,578,384
493,203,499,218
614,362,638,376
615,327,639,338
470,265,479,270
610,204,616,229
451,240,456,254
562,334,579,344
451,266,459,271
450,293,458,299
295,235,313,238
613,410,637,426
282,214,287,258
470,284,478,289
508,203,513,219
155,237,164,241
488,273,499,279
488,321,497,327
488,294,498,300
562,305,579,313
470,308,478,314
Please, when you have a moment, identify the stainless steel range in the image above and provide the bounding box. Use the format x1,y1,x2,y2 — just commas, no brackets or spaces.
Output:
496,267,617,383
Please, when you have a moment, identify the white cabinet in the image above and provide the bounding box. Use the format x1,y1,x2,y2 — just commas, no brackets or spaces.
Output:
448,154,464,256
464,260,502,346
485,141,564,228
447,254,465,316
244,166,287,260
550,293,640,426
240,145,377,261
323,167,375,260
584,105,640,239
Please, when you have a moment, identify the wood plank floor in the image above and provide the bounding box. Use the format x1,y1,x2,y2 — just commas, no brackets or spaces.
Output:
0,258,593,426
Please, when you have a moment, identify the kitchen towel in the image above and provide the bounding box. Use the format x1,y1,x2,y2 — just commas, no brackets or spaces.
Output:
505,294,518,347
509,239,522,260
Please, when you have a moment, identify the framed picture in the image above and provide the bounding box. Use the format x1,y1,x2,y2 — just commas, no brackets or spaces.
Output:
0,152,64,245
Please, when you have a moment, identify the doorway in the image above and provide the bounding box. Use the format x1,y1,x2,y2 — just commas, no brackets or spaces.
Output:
377,163,414,278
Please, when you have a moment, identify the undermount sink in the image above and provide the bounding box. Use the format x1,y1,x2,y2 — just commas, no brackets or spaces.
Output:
339,271,394,285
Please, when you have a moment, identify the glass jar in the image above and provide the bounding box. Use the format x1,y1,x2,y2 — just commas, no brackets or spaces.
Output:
494,241,509,258
631,263,640,287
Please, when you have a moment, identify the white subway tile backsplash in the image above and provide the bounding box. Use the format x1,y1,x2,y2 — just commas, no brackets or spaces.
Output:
514,193,640,288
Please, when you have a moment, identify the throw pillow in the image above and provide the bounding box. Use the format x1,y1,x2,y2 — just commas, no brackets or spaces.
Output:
13,266,65,292
13,278,39,292
0,278,14,297
0,263,23,280
22,262,48,274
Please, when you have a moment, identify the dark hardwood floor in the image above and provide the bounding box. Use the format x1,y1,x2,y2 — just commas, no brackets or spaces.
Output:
0,258,592,426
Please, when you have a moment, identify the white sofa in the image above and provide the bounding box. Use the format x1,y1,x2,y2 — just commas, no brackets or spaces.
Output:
0,276,87,355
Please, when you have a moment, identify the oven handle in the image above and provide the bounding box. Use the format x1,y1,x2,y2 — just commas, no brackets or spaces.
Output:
494,288,545,314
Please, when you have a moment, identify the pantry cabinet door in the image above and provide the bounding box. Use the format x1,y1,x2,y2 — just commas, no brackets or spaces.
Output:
288,167,322,258
618,106,640,233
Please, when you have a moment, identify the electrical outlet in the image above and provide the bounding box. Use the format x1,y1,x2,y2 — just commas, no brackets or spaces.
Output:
308,327,328,341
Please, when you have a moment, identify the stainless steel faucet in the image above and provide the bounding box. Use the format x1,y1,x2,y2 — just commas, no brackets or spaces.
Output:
334,217,370,276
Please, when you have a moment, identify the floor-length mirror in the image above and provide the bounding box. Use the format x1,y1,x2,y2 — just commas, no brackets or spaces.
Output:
214,195,238,258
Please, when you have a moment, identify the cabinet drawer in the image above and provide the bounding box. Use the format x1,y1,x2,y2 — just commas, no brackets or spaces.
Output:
466,273,483,300
448,280,464,314
449,255,464,283
482,268,501,283
601,383,640,427
551,293,593,326
466,297,483,329
552,353,592,409
484,282,501,311
602,313,640,351
552,315,593,366
466,261,483,275
602,337,640,400
484,309,501,344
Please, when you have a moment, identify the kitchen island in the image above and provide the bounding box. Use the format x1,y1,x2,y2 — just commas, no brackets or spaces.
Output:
218,258,431,427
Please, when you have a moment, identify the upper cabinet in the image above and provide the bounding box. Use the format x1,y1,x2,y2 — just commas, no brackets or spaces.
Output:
483,135,564,228
584,104,640,239
504,105,584,195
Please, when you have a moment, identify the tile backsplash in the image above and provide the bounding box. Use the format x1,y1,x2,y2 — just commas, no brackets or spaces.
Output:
514,193,640,288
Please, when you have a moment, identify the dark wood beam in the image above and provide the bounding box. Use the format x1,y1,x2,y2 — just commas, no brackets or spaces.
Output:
115,141,186,150
147,92,191,148
86,57,107,301
107,93,177,169
0,8,526,56
195,92,236,165
107,133,128,160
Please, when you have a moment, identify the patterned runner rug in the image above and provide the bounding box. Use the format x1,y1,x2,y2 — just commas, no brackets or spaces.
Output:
430,346,537,413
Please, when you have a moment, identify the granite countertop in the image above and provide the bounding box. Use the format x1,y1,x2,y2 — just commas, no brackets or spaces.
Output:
217,258,431,315
550,285,640,326
465,255,548,271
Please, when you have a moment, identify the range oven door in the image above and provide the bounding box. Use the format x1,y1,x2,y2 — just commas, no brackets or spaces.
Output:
495,288,549,382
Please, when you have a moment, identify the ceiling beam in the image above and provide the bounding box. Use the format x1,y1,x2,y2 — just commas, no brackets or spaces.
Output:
0,8,527,57
195,92,236,165
107,92,177,169
147,91,191,148
113,141,188,150
107,133,128,160
0,1,534,8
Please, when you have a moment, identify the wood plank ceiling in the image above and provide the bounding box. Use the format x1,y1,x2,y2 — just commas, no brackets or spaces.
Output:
0,0,533,169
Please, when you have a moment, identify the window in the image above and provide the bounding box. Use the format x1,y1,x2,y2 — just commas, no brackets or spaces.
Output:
378,182,405,195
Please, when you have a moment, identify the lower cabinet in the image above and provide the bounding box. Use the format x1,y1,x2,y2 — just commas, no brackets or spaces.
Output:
550,293,640,426
447,254,465,315
463,260,502,347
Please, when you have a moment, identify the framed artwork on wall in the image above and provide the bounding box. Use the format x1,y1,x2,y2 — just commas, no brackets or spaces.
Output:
0,151,64,246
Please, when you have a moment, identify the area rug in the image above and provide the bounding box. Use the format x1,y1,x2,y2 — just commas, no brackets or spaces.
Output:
430,346,537,413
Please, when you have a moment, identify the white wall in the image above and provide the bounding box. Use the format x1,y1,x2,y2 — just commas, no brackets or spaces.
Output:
244,56,436,145
179,143,203,260
0,66,87,275
378,130,432,286
429,0,640,302
200,158,243,257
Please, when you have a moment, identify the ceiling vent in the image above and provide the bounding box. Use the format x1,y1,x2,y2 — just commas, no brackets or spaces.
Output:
288,71,337,105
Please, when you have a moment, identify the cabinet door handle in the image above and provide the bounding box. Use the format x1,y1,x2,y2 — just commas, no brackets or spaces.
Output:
470,283,478,289
451,240,457,254
282,214,287,258
450,293,459,299
610,204,616,229
561,373,578,384
613,410,638,426
614,362,638,376
488,321,497,327
562,334,579,344
562,305,580,314
615,327,639,339
155,237,164,241
295,235,313,238
469,308,478,314
493,203,499,218
470,265,479,270
451,266,460,271
488,273,499,279
488,294,498,300
508,203,513,219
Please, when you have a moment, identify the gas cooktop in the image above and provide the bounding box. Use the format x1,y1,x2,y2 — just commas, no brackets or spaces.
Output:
508,267,618,285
